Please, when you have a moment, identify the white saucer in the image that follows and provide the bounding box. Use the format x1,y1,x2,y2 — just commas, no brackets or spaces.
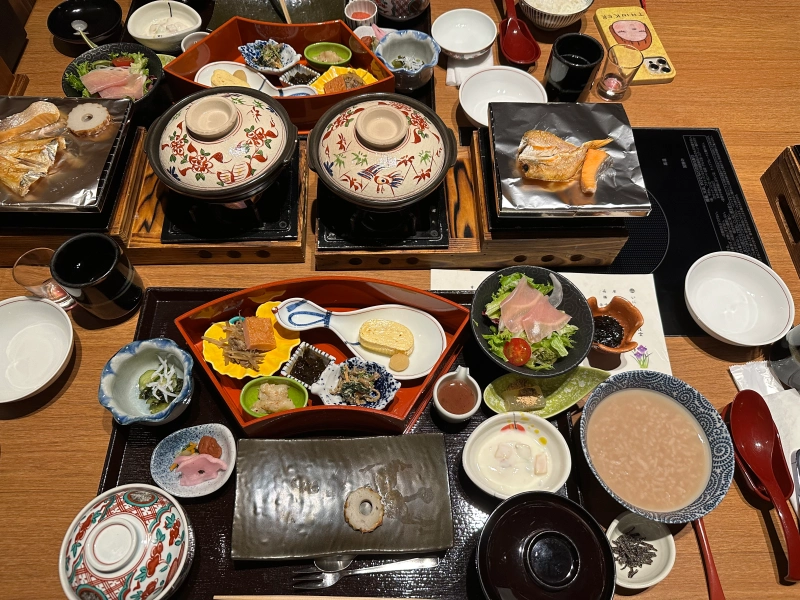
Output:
0,296,73,402
194,61,268,91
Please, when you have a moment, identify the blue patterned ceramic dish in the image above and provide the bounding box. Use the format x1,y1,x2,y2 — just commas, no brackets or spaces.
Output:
580,371,734,524
375,30,440,91
99,338,194,426
310,357,401,410
150,423,236,498
238,39,301,75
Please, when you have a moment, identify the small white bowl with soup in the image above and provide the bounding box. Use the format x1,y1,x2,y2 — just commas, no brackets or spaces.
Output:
463,412,571,499
580,371,735,523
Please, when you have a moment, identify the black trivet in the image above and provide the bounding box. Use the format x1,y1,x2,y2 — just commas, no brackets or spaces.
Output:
160,145,299,244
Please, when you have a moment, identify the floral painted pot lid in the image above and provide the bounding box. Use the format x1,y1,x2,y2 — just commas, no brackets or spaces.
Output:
59,484,194,600
308,93,457,210
146,86,297,202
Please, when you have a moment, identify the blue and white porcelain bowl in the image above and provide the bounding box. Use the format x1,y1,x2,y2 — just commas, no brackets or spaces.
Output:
580,371,734,524
310,357,400,410
375,30,440,91
238,39,301,75
99,338,194,426
150,423,236,498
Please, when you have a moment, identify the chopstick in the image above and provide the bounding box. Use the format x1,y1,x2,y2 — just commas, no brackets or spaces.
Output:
277,0,292,24
215,596,436,599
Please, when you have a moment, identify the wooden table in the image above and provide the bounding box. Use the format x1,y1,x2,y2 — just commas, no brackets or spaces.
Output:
2,0,799,598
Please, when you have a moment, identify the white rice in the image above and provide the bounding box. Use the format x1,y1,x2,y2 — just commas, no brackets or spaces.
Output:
525,0,590,15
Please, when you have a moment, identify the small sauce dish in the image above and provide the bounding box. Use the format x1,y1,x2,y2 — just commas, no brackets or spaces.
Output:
605,511,676,589
433,365,481,423
588,295,644,354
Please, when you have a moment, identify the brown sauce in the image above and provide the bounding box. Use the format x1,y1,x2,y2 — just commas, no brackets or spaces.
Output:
437,380,476,414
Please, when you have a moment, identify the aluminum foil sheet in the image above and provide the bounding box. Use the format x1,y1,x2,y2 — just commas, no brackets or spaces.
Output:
0,97,131,212
488,102,651,217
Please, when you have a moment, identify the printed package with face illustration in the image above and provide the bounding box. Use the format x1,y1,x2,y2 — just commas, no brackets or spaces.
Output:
594,7,675,84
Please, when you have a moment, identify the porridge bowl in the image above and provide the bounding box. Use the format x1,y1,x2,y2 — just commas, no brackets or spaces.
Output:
580,370,734,524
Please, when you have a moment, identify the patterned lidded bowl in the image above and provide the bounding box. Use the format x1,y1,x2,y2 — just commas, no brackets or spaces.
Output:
60,484,194,600
145,86,298,203
580,371,734,524
307,92,457,211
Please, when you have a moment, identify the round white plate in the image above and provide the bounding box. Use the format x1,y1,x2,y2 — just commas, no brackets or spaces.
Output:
0,296,73,403
459,66,547,127
685,251,794,346
150,423,236,498
462,411,571,499
194,61,268,91
606,511,676,589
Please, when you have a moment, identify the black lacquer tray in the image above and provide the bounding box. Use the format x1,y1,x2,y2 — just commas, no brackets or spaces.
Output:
98,287,586,600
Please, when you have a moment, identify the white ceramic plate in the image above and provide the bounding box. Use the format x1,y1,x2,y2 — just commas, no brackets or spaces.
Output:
684,251,794,346
353,25,397,40
0,296,73,403
462,411,571,499
606,511,676,589
274,298,447,380
150,423,236,498
194,61,268,91
459,67,547,127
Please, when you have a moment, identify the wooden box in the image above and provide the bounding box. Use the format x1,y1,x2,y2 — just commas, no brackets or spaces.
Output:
761,146,800,276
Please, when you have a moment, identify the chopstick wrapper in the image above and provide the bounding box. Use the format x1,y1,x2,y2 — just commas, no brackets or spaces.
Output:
445,49,495,87
763,389,800,518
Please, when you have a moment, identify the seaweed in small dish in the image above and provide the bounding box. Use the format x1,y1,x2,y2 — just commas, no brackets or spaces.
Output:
279,64,321,87
238,39,300,74
280,342,334,388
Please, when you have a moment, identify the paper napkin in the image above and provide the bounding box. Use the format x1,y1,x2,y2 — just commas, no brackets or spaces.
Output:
445,49,495,87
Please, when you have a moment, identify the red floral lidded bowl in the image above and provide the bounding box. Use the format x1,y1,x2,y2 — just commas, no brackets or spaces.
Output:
308,93,457,211
59,483,194,600
146,86,297,203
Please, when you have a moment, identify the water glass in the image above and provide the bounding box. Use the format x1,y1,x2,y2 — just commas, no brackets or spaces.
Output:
12,248,77,310
596,44,644,101
543,33,605,102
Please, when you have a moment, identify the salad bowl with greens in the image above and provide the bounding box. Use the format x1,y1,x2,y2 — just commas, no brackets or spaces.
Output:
471,266,594,378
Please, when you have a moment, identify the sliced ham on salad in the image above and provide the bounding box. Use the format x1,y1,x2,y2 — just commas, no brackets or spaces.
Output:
499,278,571,342
80,67,134,94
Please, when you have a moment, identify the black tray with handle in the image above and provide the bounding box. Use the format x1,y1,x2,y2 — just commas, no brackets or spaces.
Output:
98,286,587,600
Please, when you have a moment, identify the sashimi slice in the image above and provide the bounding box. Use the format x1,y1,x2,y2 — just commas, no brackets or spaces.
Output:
80,67,132,94
499,280,547,334
521,300,571,343
98,74,145,100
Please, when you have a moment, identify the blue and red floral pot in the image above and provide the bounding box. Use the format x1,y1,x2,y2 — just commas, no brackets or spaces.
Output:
145,86,297,203
307,93,457,211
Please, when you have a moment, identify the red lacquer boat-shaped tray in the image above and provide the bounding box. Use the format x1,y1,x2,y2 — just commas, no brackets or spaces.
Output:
174,277,470,437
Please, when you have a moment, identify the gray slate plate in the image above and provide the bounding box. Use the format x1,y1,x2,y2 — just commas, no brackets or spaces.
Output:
232,433,454,560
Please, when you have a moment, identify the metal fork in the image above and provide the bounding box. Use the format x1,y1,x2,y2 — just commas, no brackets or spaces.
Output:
292,557,439,589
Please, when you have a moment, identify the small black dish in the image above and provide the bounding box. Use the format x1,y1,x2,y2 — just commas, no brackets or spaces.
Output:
48,0,123,46
470,265,593,378
62,42,163,107
477,492,615,600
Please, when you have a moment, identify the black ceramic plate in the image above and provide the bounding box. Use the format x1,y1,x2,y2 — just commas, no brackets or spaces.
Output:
477,492,615,600
231,434,454,559
470,266,593,378
62,42,163,104
48,0,122,44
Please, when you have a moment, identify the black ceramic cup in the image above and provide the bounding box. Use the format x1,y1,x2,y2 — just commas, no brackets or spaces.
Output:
50,233,143,320
544,33,605,102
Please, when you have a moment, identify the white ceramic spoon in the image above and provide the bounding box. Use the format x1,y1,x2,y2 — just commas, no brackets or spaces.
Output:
273,298,446,380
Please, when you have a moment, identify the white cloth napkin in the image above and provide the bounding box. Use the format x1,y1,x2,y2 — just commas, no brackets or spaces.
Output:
762,389,800,517
445,49,495,87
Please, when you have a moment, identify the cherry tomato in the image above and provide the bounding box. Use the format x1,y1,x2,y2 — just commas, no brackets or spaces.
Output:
112,56,133,67
503,338,531,366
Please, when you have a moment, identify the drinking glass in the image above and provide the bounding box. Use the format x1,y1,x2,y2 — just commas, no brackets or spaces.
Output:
12,248,77,310
543,33,605,102
596,44,644,101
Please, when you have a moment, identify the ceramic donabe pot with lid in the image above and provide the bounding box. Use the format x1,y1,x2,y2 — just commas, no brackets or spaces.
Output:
145,86,297,203
308,93,457,211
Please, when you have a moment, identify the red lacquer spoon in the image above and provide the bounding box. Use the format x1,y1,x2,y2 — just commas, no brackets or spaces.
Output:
693,518,726,600
499,0,541,65
730,389,800,582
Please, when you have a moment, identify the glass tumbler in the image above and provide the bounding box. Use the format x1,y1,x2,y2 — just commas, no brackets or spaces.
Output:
12,248,77,310
596,44,644,101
